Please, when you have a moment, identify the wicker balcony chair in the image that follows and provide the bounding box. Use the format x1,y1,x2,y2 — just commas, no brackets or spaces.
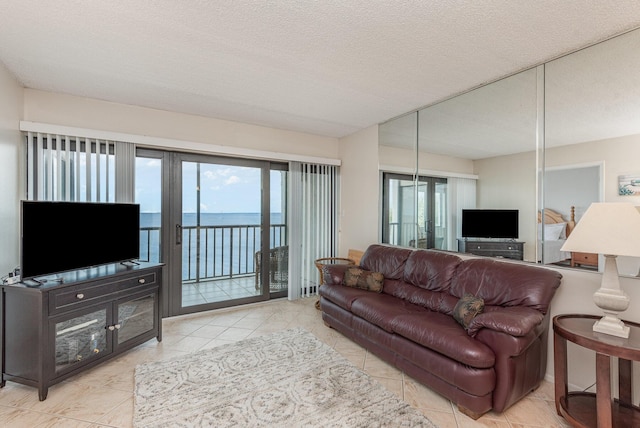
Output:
254,245,288,291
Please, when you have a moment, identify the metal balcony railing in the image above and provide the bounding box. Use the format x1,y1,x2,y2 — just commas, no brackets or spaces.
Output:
139,224,287,282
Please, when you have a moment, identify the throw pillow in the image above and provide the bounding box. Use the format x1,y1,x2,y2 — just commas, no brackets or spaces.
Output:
453,293,485,329
343,267,384,293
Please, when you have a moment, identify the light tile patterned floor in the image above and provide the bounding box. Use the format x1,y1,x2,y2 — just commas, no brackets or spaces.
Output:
0,298,570,427
182,276,287,306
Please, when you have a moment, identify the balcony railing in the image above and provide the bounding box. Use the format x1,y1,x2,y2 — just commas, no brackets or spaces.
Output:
139,223,287,282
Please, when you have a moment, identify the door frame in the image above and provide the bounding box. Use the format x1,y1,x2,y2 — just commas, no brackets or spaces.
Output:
381,172,447,249
137,148,287,317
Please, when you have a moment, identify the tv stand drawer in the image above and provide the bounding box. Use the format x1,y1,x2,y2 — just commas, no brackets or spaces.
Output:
49,272,157,314
458,239,524,260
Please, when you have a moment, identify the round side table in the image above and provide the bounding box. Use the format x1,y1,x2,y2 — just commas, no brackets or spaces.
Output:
314,257,355,310
553,314,640,427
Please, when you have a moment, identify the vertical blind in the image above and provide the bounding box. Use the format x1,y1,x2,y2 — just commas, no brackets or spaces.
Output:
288,162,339,300
25,132,135,202
446,177,477,251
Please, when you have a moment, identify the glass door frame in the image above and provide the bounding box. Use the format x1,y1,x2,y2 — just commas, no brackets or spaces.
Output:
169,152,271,316
381,172,447,249
136,148,289,317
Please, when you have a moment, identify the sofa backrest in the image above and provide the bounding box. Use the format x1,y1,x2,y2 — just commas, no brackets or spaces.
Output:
360,245,462,312
360,244,413,279
449,258,562,314
403,249,462,292
360,244,562,314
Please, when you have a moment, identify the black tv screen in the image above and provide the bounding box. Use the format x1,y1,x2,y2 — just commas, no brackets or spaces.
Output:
21,201,140,279
461,209,519,239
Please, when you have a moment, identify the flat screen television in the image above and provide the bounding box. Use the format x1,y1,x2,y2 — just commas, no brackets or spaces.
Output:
461,209,519,239
21,201,140,279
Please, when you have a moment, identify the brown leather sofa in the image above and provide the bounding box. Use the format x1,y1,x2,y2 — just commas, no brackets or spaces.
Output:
319,244,562,419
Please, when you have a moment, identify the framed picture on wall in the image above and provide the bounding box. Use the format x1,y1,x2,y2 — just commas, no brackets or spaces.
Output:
618,175,640,196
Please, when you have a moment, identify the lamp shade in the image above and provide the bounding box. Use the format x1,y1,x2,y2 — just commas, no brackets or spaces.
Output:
560,203,640,257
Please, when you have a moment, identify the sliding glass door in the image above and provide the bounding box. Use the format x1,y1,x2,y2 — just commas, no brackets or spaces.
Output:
136,149,288,316
382,172,447,249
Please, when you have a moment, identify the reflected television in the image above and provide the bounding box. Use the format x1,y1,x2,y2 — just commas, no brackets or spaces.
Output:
461,209,519,239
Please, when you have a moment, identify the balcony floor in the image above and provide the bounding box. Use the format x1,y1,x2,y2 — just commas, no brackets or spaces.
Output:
182,275,287,306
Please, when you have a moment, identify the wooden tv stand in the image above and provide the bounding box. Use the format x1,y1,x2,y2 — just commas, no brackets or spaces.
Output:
457,239,524,260
0,261,163,400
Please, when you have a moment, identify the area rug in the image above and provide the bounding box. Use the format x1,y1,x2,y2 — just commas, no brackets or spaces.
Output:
134,328,437,427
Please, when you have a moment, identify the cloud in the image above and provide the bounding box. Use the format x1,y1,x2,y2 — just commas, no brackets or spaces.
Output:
224,176,241,185
203,168,234,181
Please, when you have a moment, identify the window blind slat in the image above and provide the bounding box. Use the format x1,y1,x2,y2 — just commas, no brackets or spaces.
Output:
64,136,71,201
25,132,133,204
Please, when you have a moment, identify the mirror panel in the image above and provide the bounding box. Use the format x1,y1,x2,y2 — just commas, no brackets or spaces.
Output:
379,113,420,247
416,67,539,260
378,26,640,278
544,27,640,276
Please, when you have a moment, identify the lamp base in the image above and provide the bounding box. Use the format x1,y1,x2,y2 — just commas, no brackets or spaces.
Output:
593,314,630,338
592,254,630,338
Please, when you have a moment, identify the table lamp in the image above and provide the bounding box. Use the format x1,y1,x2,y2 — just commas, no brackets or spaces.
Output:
560,202,640,338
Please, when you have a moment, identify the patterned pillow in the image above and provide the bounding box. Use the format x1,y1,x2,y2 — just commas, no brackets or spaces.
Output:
343,267,384,293
453,293,485,329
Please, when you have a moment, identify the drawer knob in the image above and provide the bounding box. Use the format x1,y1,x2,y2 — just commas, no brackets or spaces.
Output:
76,293,84,299
108,325,115,331
138,278,146,284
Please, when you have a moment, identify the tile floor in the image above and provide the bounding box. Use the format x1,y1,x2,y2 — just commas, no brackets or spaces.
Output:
0,297,570,427
182,276,288,306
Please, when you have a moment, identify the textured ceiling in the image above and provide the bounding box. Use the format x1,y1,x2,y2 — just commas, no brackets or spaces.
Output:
2,1,640,142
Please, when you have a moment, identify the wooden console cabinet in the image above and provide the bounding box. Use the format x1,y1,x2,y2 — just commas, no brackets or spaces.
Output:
571,251,599,268
457,239,524,260
1,262,163,400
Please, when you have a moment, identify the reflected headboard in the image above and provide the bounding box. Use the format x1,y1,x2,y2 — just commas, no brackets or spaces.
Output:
538,206,576,237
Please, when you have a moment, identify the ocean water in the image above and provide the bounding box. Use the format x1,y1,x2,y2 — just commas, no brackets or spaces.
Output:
139,212,285,281
140,212,282,228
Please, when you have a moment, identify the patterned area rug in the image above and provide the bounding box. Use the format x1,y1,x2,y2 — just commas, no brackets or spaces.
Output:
134,328,437,427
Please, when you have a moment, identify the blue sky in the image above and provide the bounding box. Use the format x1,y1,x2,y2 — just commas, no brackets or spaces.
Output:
135,158,282,213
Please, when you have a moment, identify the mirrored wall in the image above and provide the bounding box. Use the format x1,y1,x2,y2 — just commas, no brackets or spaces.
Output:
379,26,640,277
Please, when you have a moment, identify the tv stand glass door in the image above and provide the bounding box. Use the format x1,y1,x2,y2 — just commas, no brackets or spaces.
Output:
53,306,111,374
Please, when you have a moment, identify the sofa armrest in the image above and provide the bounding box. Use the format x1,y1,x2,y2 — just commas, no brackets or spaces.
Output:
466,306,544,338
322,264,354,285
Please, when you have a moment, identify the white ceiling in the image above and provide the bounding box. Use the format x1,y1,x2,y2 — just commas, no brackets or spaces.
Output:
2,1,640,141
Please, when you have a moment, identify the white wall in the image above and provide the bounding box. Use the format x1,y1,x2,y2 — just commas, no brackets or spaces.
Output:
0,62,23,275
337,125,379,256
474,150,538,261
23,89,340,160
546,134,640,204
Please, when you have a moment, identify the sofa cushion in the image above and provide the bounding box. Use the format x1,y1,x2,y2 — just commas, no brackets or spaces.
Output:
383,280,458,314
449,258,562,313
359,244,412,280
390,312,495,368
343,267,384,292
403,249,462,292
453,293,485,329
350,293,428,333
319,283,369,311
